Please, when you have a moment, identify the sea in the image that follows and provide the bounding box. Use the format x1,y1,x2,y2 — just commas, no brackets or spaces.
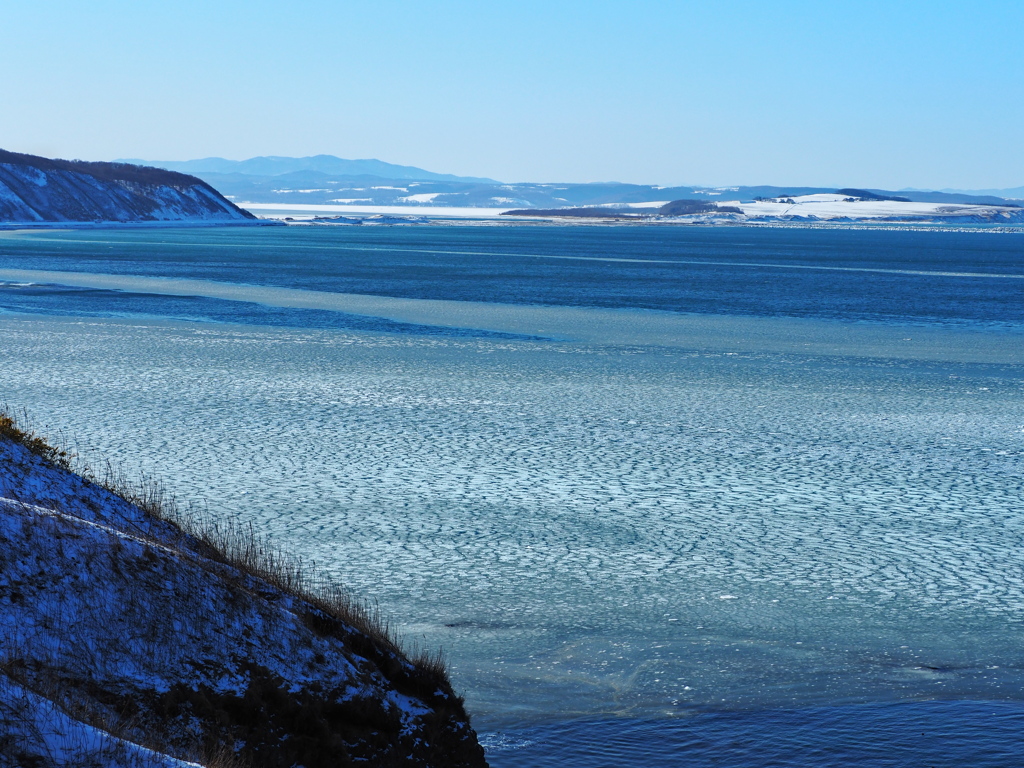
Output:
1,224,1022,766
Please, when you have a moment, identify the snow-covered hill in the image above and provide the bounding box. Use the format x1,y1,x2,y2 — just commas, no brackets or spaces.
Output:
0,413,487,767
503,193,1024,226
0,150,256,224
719,193,1024,224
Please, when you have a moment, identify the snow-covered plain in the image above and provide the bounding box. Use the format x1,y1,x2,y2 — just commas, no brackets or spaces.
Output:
719,194,1024,222
238,194,1024,226
241,202,514,218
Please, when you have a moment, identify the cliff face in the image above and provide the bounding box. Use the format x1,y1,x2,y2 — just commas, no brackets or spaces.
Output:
0,417,487,767
0,149,255,223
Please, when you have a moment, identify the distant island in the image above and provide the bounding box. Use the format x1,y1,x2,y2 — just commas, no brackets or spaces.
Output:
505,200,743,218
500,193,1024,226
0,149,258,226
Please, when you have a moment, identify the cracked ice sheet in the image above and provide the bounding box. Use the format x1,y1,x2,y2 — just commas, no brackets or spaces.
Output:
0,313,1022,725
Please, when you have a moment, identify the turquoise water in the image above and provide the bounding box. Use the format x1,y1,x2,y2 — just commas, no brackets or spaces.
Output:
0,226,1022,765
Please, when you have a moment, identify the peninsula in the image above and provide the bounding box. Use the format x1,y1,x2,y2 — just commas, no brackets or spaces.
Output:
0,149,257,226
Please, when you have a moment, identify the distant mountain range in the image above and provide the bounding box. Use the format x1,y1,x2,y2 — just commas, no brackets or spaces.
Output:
118,155,1021,210
909,185,1019,199
117,155,498,184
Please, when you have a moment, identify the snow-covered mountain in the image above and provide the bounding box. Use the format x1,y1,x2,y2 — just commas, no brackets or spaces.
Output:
0,150,256,224
0,412,487,767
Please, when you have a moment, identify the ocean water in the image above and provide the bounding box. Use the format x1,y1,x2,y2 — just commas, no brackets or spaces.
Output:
0,226,1022,765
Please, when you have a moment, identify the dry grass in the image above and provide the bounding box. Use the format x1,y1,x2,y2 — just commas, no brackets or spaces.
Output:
0,406,72,470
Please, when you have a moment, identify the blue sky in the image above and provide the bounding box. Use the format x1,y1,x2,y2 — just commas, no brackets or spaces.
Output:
3,1,1021,188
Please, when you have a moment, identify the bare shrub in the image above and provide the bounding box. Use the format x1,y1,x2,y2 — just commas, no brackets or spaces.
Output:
0,405,72,470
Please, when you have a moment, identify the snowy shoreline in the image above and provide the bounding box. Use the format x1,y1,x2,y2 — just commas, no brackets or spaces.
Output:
236,197,1024,232
0,219,282,231
3,218,1022,235
1,209,1022,235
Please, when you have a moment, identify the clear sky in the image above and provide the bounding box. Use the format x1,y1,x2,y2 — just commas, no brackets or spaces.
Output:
3,1,1021,189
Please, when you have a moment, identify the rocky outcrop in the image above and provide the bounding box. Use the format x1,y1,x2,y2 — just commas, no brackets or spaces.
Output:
0,413,487,767
0,149,255,223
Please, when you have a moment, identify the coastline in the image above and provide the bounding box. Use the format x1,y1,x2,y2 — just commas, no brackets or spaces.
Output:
2,205,1023,234
240,204,1024,233
0,218,283,231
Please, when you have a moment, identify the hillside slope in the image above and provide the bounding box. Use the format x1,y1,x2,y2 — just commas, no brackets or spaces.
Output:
0,150,256,224
0,415,487,767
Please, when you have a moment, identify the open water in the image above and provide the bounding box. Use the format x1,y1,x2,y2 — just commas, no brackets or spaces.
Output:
0,225,1022,765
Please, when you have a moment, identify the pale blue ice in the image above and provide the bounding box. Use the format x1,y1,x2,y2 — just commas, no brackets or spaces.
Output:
1,309,1021,724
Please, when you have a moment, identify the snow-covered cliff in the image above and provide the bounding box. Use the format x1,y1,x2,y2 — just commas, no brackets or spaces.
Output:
0,150,256,224
0,414,487,767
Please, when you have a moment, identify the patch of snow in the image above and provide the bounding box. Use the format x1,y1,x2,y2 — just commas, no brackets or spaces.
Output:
0,676,201,767
621,200,671,209
242,203,512,218
397,193,443,203
788,193,854,203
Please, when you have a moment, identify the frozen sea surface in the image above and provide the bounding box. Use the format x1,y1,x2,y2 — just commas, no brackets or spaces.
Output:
2,317,1021,715
0,226,1022,764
